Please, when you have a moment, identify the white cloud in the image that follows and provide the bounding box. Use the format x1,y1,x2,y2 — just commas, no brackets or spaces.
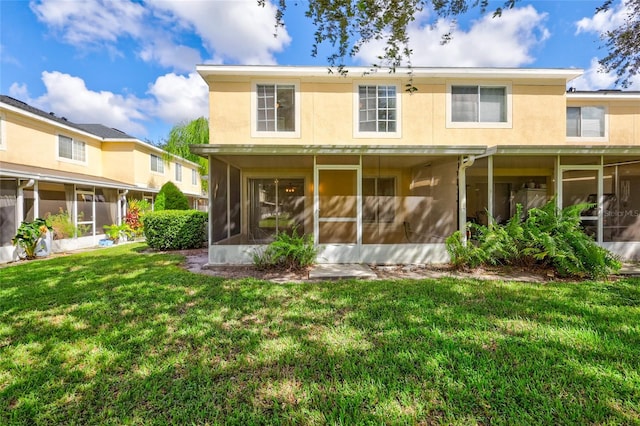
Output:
30,0,290,70
10,71,210,138
30,0,146,45
147,0,291,65
569,58,618,90
147,72,209,123
575,0,631,34
570,57,639,90
26,71,151,136
139,39,202,73
29,0,199,72
355,5,549,67
8,83,30,100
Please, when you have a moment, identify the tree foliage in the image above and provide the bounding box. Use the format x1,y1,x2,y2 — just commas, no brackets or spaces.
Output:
263,0,638,88
162,117,209,175
597,0,640,88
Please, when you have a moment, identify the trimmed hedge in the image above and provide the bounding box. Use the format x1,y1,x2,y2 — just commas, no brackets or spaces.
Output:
143,210,207,250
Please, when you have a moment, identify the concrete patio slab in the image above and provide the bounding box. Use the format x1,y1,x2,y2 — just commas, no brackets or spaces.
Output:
309,264,377,280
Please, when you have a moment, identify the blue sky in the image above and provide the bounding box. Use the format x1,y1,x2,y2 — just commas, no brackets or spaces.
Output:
1,0,637,144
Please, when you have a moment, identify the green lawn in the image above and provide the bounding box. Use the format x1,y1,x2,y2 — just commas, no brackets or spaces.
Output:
1,243,639,425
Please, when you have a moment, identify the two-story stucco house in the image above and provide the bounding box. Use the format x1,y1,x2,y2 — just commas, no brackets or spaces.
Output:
0,95,207,263
192,65,640,265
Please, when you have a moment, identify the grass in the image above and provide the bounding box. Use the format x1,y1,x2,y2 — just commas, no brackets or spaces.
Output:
0,243,639,425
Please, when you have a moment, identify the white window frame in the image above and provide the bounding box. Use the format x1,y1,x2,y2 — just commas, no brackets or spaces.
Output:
57,134,87,164
0,113,6,151
353,81,402,138
191,169,198,186
175,162,182,182
566,105,608,142
251,81,301,138
150,154,164,174
446,81,512,129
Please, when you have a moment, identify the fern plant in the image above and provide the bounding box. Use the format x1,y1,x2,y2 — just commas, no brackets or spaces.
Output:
446,199,621,279
253,227,317,271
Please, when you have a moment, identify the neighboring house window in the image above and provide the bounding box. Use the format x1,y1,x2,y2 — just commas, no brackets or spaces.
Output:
567,106,606,138
191,169,198,185
355,84,400,137
447,83,511,128
252,82,300,137
58,135,86,162
175,163,182,181
150,154,164,173
363,177,396,223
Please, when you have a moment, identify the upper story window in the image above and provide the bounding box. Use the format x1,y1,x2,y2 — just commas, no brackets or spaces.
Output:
252,82,300,138
567,106,606,139
175,163,182,181
58,135,86,163
191,169,198,185
150,154,164,174
354,83,401,138
447,82,512,128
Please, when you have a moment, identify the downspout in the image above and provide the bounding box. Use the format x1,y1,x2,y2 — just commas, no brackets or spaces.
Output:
458,156,475,245
118,189,129,225
16,179,35,225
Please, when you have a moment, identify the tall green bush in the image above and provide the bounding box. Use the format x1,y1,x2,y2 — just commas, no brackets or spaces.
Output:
143,210,207,250
155,181,189,211
446,199,621,279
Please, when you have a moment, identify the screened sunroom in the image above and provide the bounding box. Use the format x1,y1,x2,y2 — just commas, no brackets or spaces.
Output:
193,145,486,265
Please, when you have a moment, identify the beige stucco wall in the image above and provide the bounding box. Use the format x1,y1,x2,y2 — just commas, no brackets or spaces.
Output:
127,147,202,195
102,141,137,183
0,109,103,175
206,76,576,147
1,107,202,196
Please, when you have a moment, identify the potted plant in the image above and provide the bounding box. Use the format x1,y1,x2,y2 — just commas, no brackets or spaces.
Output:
102,223,134,244
12,218,53,260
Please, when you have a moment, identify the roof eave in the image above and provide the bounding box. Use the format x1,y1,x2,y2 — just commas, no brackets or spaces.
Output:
190,144,487,157
196,65,583,82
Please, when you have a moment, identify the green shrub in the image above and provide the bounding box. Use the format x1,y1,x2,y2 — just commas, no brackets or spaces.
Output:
155,181,189,211
45,208,78,239
143,210,207,250
103,223,134,243
446,199,621,280
253,228,317,271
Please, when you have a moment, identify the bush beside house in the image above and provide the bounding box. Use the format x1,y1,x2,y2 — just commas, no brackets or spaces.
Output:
143,210,207,250
446,200,621,279
154,181,189,211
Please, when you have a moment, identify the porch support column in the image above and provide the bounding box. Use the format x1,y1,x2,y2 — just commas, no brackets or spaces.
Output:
16,178,34,225
487,156,494,226
118,190,129,225
458,155,475,245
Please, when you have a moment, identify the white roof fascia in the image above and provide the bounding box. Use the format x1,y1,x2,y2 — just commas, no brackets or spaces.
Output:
567,92,640,101
196,65,583,82
489,145,640,156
